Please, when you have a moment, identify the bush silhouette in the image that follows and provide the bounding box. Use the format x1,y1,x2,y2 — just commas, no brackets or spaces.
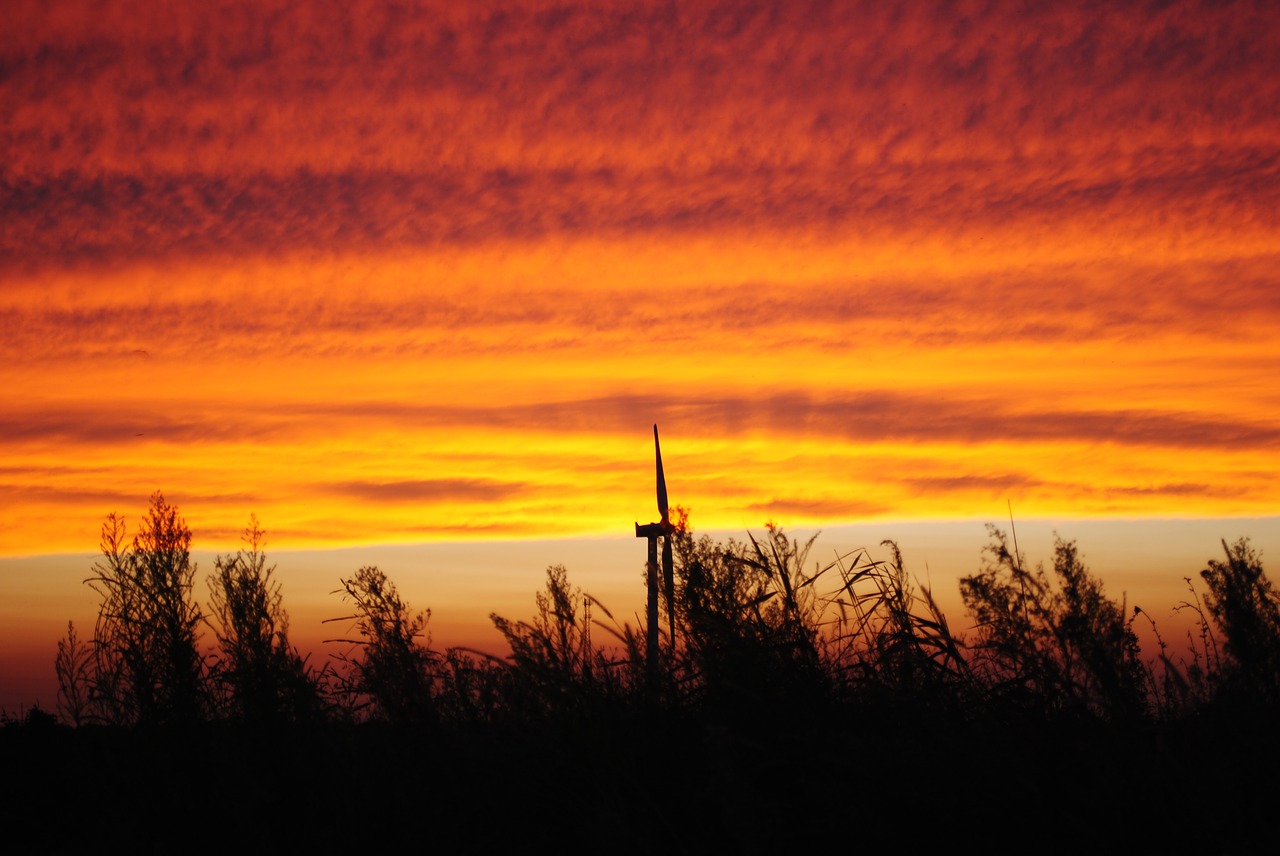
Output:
673,519,829,715
1198,538,1280,706
961,527,1145,720
490,564,599,716
326,565,436,725
208,516,323,724
54,620,93,727
78,492,208,725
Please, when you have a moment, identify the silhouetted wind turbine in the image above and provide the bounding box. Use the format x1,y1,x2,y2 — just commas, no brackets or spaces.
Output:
635,424,675,690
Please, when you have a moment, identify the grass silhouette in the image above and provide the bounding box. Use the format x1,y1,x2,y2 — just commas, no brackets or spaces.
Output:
6,492,1278,851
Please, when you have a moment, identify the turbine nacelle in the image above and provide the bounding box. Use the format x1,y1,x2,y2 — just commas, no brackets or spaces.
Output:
635,521,667,538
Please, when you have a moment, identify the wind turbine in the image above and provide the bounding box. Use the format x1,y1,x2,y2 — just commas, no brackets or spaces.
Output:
635,424,675,689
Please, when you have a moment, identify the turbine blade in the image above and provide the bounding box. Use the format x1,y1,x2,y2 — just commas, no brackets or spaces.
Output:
654,423,669,522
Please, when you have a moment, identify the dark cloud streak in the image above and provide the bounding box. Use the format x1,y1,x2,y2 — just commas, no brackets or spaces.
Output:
9,390,1279,452
249,392,1280,451
5,151,1279,267
4,1,1279,267
324,478,530,505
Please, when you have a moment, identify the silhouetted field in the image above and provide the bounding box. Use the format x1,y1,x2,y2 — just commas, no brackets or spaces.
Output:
4,492,1279,852
5,702,1277,852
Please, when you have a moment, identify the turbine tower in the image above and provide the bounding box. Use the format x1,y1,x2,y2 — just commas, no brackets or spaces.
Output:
635,424,675,690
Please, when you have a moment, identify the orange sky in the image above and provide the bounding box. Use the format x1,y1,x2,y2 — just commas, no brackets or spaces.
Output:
3,1,1280,707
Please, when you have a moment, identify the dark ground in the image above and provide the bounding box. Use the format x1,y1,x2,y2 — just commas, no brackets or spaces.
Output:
4,705,1277,854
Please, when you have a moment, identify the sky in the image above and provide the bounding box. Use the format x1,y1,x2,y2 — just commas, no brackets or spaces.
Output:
3,1,1280,709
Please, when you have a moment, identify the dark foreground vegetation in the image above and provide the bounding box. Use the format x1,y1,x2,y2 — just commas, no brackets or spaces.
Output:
4,492,1279,852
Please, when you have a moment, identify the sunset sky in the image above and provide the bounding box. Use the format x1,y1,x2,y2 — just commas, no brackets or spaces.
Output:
3,1,1279,709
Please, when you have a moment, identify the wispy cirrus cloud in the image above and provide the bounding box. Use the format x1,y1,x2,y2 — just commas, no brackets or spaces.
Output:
5,1,1279,266
7,2,1277,169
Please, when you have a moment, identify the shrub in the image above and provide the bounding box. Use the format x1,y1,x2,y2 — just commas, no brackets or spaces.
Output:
675,521,828,716
326,566,436,725
960,527,1146,720
54,621,93,727
1198,538,1280,705
82,492,208,725
491,565,597,716
207,516,323,724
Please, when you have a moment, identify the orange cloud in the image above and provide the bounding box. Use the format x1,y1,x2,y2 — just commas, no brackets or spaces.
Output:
2,1,1278,556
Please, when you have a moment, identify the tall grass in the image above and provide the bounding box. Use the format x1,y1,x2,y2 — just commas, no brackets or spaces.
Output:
51,496,1280,731
823,541,973,713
